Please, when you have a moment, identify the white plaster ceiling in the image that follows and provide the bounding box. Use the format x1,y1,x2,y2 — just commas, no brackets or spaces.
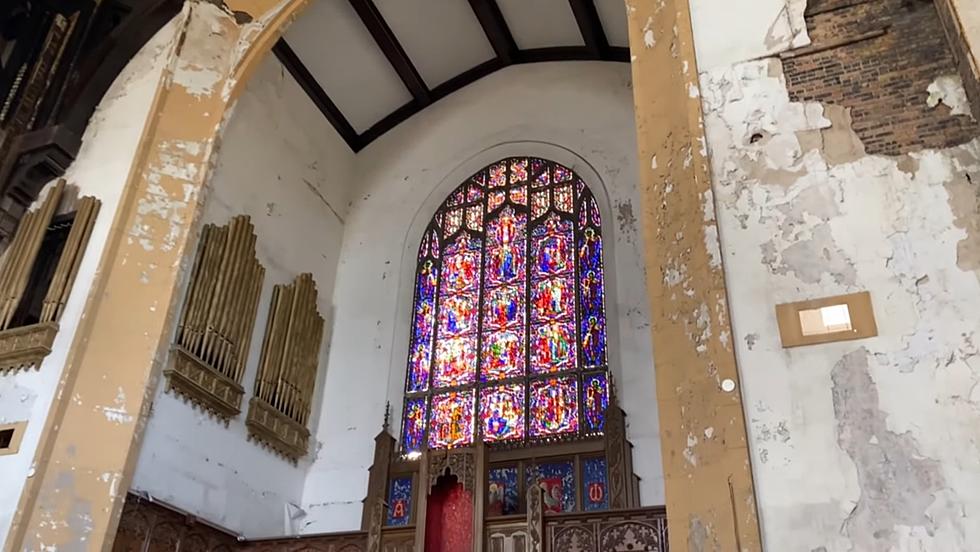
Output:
374,0,497,88
496,0,585,49
284,0,412,133
595,0,630,48
282,0,630,147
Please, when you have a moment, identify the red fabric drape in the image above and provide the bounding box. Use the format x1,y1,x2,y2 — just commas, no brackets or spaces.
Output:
425,477,473,552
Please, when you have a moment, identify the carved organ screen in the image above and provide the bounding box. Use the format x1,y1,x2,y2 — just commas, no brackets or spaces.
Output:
400,158,610,454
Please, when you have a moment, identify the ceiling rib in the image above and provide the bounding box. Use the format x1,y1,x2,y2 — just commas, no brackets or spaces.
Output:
467,0,518,64
273,39,361,150
568,0,609,58
348,0,432,106
278,1,631,153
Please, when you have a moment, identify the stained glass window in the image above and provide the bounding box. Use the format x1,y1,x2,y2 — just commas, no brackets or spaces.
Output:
487,466,519,516
582,457,609,511
527,460,576,513
401,158,610,454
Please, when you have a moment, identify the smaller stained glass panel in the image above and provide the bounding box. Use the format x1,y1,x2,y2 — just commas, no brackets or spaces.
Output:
583,372,609,432
531,277,574,323
531,321,576,374
441,235,481,294
529,377,579,436
407,341,431,392
430,229,441,259
429,391,475,448
489,163,507,188
438,293,478,337
386,477,413,526
434,336,477,387
480,384,525,442
510,159,528,183
488,466,519,516
555,185,573,213
483,285,524,330
531,190,548,219
448,187,466,207
481,329,524,381
532,216,573,277
579,227,602,273
582,457,609,511
444,209,463,237
402,398,427,453
533,167,550,188
554,163,572,183
467,183,483,202
419,231,431,260
509,184,527,205
466,205,483,231
526,460,575,513
488,190,506,211
581,313,607,368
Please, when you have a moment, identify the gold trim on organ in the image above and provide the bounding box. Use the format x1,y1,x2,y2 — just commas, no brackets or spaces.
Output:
166,215,265,418
247,273,324,460
0,179,101,374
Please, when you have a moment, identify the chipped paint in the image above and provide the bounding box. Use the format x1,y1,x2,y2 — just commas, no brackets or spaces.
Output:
927,74,976,120
700,12,980,548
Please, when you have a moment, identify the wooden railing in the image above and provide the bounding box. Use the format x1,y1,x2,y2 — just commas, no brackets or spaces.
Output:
543,507,668,551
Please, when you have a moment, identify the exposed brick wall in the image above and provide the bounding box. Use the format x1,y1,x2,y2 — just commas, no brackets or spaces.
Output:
783,0,979,155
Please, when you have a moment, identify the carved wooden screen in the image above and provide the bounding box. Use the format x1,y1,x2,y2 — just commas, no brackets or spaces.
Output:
400,158,610,455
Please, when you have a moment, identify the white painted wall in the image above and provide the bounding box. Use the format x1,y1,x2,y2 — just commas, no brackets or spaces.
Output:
129,53,355,538
0,17,183,545
692,1,980,550
301,61,663,533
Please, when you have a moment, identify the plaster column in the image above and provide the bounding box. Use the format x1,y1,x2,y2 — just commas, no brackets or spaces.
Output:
2,1,311,550
625,1,763,550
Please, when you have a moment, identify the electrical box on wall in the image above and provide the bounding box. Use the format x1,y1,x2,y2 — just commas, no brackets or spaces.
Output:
0,421,27,456
775,291,878,348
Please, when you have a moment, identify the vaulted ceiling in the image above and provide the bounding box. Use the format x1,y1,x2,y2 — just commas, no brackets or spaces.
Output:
275,0,630,152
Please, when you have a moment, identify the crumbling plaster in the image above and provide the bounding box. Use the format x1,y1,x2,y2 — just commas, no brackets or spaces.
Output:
697,12,980,551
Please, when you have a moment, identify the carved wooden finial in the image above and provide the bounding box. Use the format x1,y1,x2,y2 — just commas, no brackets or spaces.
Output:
383,401,391,431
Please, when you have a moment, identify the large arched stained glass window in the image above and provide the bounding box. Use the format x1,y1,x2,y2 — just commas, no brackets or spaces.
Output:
401,158,609,455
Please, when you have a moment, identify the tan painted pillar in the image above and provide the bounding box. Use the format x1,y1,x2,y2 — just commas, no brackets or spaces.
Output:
626,1,764,551
4,1,309,550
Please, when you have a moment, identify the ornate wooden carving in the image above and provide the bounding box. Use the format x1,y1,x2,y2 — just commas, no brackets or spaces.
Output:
604,401,635,510
112,495,239,552
486,520,530,552
0,179,99,374
362,413,395,552
378,528,414,552
247,273,324,460
167,215,264,418
428,449,476,493
543,508,668,552
526,484,543,552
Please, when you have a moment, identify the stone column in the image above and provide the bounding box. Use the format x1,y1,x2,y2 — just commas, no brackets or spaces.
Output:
625,0,764,550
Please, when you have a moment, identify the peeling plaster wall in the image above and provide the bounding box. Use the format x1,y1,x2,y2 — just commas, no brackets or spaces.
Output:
301,61,663,533
130,54,355,538
693,2,980,550
0,18,182,545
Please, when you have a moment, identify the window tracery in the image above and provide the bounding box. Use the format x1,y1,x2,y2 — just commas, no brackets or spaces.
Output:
401,158,609,455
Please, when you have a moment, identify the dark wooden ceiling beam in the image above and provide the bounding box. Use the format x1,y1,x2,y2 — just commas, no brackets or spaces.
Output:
273,39,361,151
568,0,609,59
348,0,431,106
467,0,518,64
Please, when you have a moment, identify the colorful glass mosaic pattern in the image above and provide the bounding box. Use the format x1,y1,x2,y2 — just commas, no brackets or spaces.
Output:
487,466,519,516
530,377,579,436
402,398,427,454
527,460,575,513
386,476,413,526
480,384,525,442
583,372,609,432
582,457,609,511
429,391,475,448
402,158,610,452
